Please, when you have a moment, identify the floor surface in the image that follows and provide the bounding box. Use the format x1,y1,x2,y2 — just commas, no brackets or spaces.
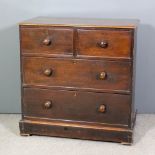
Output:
0,114,155,155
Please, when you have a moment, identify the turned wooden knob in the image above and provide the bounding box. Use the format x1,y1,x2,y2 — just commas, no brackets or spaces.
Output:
98,41,108,48
43,38,51,46
44,101,52,109
98,104,106,113
43,68,53,76
99,71,107,80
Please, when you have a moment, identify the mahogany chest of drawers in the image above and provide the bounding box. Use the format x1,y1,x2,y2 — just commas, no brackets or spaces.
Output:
19,17,138,144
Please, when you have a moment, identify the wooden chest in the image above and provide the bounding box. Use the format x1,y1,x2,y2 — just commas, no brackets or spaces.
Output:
19,17,138,144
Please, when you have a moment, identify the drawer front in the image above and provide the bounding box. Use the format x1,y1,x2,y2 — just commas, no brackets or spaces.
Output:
23,88,131,125
20,27,73,56
77,29,133,59
22,57,131,92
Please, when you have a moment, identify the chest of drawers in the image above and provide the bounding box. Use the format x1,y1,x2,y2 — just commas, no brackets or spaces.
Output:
19,17,138,144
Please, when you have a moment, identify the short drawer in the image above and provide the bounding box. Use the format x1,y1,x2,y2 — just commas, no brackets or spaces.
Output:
23,88,131,125
77,28,133,59
20,27,73,56
22,57,131,93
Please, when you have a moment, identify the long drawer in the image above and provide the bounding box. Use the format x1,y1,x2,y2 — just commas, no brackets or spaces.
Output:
22,57,131,93
23,88,131,125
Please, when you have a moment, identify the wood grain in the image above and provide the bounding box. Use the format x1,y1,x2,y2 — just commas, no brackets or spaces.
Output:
22,57,132,93
19,17,139,29
19,17,138,144
23,88,131,125
20,27,73,56
19,120,133,144
77,28,133,59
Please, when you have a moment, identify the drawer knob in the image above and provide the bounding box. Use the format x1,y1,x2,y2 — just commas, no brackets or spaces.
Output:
99,71,107,80
98,104,106,113
43,68,53,76
44,101,52,109
43,38,51,46
98,41,108,48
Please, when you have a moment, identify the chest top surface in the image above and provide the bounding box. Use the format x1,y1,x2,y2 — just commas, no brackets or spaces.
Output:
20,17,139,28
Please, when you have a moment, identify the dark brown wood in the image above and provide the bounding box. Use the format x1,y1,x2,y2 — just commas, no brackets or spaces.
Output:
19,17,138,144
97,40,108,48
23,88,131,125
98,104,106,113
77,28,133,59
44,100,52,109
19,120,133,144
19,17,139,29
99,71,107,80
42,37,51,46
22,57,132,93
43,68,53,76
20,27,74,56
